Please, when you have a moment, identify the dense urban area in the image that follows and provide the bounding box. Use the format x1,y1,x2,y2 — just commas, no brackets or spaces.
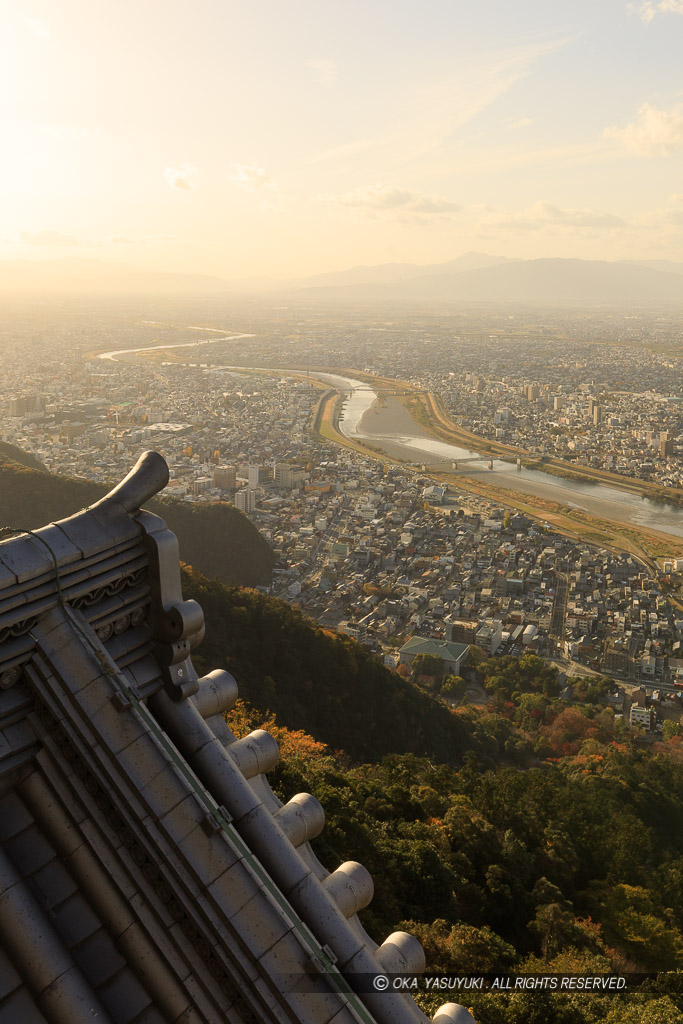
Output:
6,1,683,1019
1,299,682,741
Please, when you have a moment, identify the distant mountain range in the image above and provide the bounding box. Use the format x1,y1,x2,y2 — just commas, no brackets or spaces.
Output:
2,253,683,305
287,257,683,306
286,251,513,289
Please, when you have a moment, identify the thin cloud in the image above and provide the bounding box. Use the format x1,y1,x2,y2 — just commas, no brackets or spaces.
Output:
23,16,50,39
21,229,80,246
447,140,616,179
605,102,683,156
320,183,460,218
118,233,176,245
663,193,683,225
229,164,276,192
629,0,683,21
403,37,570,165
163,163,199,190
635,193,683,228
309,38,567,175
308,137,385,166
306,58,337,85
479,201,626,232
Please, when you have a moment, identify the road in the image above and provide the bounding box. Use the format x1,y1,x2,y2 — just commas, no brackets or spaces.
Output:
549,572,569,639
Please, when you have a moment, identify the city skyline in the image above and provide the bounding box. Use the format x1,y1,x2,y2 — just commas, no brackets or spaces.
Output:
2,0,683,281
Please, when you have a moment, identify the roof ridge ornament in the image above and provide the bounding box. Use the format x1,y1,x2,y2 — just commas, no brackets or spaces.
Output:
88,449,170,521
0,452,476,1024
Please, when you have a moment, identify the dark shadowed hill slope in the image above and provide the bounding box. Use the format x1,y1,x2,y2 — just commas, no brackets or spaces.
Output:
0,441,46,471
182,566,475,765
0,459,273,586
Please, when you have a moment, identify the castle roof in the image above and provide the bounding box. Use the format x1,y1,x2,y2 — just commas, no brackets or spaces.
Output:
0,452,472,1024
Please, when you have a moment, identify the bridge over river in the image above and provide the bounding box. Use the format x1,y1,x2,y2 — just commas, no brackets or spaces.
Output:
320,373,683,542
95,338,683,544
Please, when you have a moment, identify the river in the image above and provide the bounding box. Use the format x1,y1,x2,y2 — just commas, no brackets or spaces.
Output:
323,373,683,540
98,333,255,361
95,344,683,541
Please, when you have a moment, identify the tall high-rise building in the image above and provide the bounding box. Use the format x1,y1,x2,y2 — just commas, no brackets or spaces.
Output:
213,465,236,491
191,476,213,496
660,435,674,458
8,396,30,418
235,487,256,513
275,463,306,489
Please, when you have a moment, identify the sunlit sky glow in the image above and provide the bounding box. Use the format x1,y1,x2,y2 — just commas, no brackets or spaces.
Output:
2,0,683,281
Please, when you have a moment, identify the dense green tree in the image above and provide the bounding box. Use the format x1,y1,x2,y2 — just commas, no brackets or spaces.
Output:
586,883,683,971
184,566,487,764
230,690,683,1023
441,674,468,699
663,721,682,741
411,652,447,683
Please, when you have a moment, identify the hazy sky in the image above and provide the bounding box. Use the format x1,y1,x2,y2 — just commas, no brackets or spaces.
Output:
2,0,683,280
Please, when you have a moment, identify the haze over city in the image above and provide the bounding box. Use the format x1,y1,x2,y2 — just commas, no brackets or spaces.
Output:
2,0,683,284
2,4,683,1023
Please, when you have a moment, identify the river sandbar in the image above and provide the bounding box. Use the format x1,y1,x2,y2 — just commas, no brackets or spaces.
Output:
357,395,433,439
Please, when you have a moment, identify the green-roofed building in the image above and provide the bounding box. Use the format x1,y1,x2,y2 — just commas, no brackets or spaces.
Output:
398,636,470,675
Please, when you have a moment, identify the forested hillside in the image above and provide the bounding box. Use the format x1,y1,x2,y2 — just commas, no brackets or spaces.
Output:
3,453,681,1022
184,566,683,1022
0,458,273,586
183,567,487,764
228,700,683,1024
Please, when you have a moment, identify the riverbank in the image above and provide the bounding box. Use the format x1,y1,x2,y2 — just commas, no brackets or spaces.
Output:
314,374,683,564
416,391,683,506
89,334,683,563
